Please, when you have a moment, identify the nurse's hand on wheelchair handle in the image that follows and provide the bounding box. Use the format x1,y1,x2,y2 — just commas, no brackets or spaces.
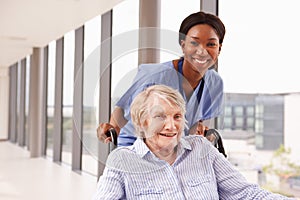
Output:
97,123,115,144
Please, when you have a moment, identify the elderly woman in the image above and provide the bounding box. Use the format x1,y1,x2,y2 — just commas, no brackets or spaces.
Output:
93,85,294,200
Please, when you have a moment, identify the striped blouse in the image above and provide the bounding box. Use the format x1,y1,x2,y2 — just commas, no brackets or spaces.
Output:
92,135,295,200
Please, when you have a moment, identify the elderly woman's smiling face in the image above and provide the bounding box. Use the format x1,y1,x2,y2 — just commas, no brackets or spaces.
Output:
142,94,185,152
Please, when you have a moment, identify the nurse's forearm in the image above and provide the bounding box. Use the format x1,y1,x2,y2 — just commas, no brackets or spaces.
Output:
109,106,128,134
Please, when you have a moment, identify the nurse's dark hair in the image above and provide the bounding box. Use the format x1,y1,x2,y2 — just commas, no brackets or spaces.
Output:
178,11,226,45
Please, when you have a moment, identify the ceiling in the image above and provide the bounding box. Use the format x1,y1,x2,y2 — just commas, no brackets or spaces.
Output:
0,0,124,68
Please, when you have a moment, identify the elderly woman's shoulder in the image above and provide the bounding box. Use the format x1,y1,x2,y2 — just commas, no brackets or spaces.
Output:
108,146,136,160
184,135,207,143
183,135,213,148
183,135,216,157
105,146,135,168
105,146,162,173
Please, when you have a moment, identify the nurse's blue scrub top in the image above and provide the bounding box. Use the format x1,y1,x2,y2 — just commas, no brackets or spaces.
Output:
116,60,224,146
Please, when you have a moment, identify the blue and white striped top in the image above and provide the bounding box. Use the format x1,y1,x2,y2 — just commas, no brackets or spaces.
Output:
93,136,294,200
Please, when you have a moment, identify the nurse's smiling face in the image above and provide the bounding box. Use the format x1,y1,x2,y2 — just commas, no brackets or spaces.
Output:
181,24,221,74
142,94,185,153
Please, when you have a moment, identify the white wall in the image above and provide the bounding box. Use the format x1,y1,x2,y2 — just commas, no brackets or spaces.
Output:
0,67,9,140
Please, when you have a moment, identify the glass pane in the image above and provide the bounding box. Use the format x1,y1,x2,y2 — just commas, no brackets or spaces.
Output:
112,0,139,107
62,30,75,165
82,15,101,175
224,106,232,116
247,117,254,130
219,0,300,196
46,41,56,157
224,117,232,128
246,106,254,116
16,61,21,143
234,106,243,116
160,0,200,62
235,117,243,128
25,56,30,147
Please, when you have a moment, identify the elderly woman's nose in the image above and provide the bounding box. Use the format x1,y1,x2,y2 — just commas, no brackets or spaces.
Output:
164,116,176,129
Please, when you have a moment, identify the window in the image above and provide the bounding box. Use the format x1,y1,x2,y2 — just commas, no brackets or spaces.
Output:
255,104,264,118
46,41,56,157
25,56,31,147
223,117,232,129
224,106,232,116
219,1,300,194
62,30,75,165
246,106,254,116
235,117,244,129
246,117,254,131
160,0,200,62
82,15,101,175
234,106,243,117
111,0,139,106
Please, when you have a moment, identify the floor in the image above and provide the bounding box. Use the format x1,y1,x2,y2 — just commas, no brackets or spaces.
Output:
0,141,97,200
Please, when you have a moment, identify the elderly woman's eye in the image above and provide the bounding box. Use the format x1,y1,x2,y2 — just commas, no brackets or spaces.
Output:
174,114,182,120
154,114,166,121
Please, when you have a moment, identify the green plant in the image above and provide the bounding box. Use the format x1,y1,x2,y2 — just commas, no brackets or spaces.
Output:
263,145,300,179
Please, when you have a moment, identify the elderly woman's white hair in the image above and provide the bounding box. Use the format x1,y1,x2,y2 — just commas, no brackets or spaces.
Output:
130,84,186,138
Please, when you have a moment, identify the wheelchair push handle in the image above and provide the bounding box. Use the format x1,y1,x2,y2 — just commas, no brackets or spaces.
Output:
105,128,118,147
204,129,227,158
